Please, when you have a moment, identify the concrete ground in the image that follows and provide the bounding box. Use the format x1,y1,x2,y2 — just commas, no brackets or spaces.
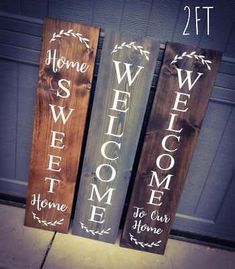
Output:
0,204,234,269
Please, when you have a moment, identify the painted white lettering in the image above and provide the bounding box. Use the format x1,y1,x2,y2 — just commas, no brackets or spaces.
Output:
113,60,144,86
101,141,121,161
50,130,65,149
166,113,183,133
147,189,164,206
150,211,171,223
110,89,130,113
105,115,124,137
88,184,115,205
57,79,71,98
44,177,60,193
47,154,62,172
176,68,203,90
45,49,89,73
156,154,175,171
162,134,180,153
132,220,163,235
88,205,106,223
96,163,116,182
148,170,173,190
49,104,75,124
31,193,68,212
133,207,147,218
172,91,190,112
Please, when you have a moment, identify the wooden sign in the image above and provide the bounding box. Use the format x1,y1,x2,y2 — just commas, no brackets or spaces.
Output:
72,31,160,243
24,18,99,233
121,42,221,254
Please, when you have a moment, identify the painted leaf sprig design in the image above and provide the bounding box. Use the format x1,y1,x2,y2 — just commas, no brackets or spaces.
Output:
170,51,212,70
80,222,111,236
129,233,161,248
32,212,64,227
50,29,90,48
111,42,150,61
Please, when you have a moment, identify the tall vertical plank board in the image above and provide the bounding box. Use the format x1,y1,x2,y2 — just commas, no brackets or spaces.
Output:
72,31,160,243
24,18,99,233
121,42,221,254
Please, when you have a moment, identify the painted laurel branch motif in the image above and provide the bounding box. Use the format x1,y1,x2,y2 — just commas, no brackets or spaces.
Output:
170,51,212,70
50,29,90,48
129,233,161,248
32,212,64,227
80,222,111,236
111,42,150,61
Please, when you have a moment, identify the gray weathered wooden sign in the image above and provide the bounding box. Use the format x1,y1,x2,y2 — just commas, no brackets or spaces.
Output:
72,31,160,243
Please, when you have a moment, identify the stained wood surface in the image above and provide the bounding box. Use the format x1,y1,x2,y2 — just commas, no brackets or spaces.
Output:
24,17,99,233
1,0,235,245
72,31,160,243
121,42,221,254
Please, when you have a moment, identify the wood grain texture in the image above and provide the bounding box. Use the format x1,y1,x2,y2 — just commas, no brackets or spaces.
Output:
121,42,222,254
24,17,99,233
1,0,235,245
72,30,160,243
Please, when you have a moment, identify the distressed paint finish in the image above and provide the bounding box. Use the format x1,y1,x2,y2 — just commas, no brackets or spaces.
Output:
121,42,221,254
72,31,160,243
24,17,99,233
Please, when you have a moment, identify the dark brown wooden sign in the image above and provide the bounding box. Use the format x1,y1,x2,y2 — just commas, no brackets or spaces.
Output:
24,18,99,233
72,31,160,243
121,42,221,254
